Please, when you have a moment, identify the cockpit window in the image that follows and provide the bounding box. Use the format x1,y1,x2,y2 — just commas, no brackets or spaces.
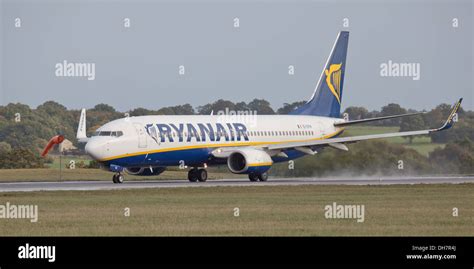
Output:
93,131,124,137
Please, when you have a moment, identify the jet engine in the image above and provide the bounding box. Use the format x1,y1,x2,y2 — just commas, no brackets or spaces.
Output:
227,148,273,174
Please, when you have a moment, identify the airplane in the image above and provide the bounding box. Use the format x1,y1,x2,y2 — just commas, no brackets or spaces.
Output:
42,31,463,183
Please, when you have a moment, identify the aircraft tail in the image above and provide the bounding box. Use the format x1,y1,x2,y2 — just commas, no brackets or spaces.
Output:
290,31,349,118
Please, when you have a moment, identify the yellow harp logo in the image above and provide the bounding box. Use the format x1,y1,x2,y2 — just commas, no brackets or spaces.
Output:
325,63,343,104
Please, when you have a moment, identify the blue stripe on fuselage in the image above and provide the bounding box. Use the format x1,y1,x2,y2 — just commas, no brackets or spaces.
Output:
102,147,311,168
102,130,344,168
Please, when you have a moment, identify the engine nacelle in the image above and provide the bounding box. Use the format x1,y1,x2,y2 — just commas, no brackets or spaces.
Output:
124,167,166,176
227,148,273,174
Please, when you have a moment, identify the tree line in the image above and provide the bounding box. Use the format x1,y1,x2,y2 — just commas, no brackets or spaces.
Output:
0,99,473,174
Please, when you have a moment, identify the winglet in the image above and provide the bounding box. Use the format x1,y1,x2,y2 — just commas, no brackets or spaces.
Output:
435,98,463,131
76,108,89,142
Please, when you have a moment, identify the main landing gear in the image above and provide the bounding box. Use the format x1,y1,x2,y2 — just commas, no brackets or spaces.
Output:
112,173,124,184
188,168,208,182
248,172,268,182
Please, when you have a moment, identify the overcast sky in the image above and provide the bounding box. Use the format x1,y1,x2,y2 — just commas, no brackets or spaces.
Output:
1,0,473,112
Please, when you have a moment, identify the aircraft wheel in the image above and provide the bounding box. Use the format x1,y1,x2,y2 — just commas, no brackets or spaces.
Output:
188,169,198,182
258,172,268,182
116,174,124,184
248,173,259,182
112,174,118,184
197,169,208,182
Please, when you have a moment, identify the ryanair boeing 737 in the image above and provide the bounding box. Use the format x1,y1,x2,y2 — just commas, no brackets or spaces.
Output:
42,31,462,183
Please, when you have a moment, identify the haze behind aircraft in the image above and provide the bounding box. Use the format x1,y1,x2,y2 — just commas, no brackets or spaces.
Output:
43,31,462,183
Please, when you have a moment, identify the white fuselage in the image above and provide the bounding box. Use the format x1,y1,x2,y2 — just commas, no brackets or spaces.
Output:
85,115,345,167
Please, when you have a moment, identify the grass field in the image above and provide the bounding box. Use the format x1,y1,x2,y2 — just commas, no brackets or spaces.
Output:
343,126,445,156
0,184,472,236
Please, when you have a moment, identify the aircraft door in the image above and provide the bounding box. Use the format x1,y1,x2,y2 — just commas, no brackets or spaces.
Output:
133,123,148,148
317,121,326,137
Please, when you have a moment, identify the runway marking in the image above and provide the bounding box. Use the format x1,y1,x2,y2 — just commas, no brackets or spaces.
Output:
0,176,473,193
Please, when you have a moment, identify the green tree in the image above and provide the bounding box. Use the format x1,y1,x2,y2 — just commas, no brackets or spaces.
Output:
247,99,275,114
343,106,369,120
400,114,426,143
157,104,195,115
276,101,306,114
129,107,155,116
0,142,12,158
93,103,117,113
197,99,237,115
429,138,474,174
379,103,407,126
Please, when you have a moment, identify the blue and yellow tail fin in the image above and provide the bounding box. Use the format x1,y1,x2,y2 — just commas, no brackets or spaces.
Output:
290,31,349,118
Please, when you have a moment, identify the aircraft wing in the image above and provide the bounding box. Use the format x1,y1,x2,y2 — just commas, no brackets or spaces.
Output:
334,111,425,127
267,98,462,151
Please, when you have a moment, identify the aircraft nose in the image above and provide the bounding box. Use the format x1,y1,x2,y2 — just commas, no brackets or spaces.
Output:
85,140,103,160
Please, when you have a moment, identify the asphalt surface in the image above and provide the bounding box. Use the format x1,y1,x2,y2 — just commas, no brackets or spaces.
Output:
0,176,473,192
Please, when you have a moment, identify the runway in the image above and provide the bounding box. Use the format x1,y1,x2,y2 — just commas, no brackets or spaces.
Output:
0,176,473,192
